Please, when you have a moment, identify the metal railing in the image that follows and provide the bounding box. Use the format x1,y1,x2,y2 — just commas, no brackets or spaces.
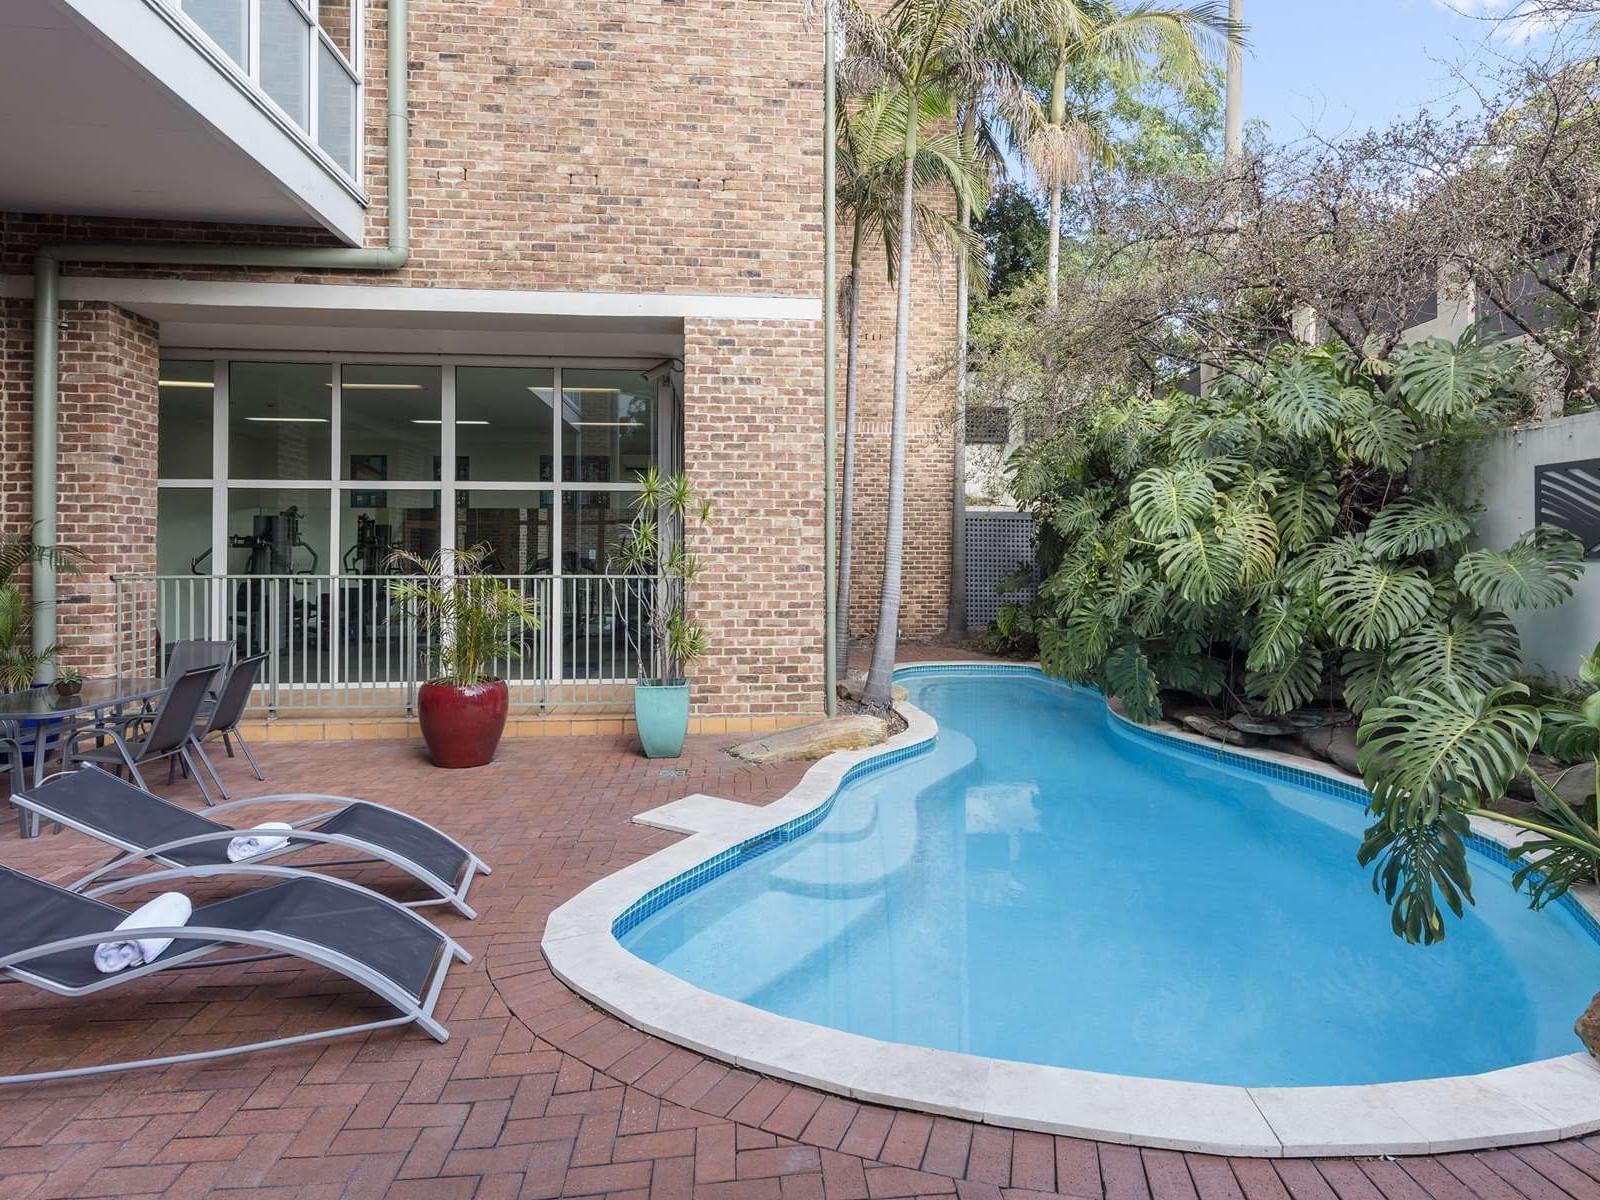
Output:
113,573,657,716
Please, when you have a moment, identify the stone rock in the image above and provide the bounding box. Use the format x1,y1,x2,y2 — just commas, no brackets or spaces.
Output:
1577,993,1600,1062
1228,713,1298,737
837,672,908,704
728,714,889,764
1507,753,1596,810
1180,714,1256,747
1299,724,1361,775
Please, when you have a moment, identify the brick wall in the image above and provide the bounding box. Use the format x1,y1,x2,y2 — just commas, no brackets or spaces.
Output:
684,318,824,717
835,240,958,640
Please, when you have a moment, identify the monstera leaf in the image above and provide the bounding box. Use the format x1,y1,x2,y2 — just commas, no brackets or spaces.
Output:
1246,593,1311,671
1357,809,1475,945
1455,528,1585,610
1154,651,1225,697
1268,471,1338,551
1320,557,1434,650
1263,359,1344,437
1129,467,1215,538
1102,642,1161,723
1357,680,1540,825
1364,494,1476,559
1048,489,1112,538
1246,643,1324,714
1342,647,1401,713
1157,526,1244,605
1341,396,1416,474
1393,335,1514,419
1062,600,1117,675
1218,498,1280,586
1390,610,1521,694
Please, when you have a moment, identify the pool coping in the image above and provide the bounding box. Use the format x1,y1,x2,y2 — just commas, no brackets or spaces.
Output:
540,660,1600,1158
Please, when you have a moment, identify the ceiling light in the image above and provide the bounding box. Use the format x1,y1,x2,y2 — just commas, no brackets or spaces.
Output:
333,382,425,390
159,379,214,389
572,421,642,428
245,416,329,423
410,419,490,425
530,387,623,397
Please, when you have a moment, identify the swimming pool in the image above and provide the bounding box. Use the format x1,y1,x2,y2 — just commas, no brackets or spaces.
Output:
618,667,1600,1089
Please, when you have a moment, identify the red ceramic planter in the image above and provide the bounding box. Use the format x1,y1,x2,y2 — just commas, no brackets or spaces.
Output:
417,679,509,768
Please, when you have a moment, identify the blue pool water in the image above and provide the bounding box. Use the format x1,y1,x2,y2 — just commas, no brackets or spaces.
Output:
620,668,1600,1087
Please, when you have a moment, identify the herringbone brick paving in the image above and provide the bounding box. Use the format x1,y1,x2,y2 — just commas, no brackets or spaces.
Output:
2,646,1599,1197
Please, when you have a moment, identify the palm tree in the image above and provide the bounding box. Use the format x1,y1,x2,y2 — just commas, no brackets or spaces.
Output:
845,0,1005,710
1011,0,1237,307
833,84,985,675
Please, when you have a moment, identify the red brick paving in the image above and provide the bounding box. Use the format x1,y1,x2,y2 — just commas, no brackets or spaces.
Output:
2,644,1600,1196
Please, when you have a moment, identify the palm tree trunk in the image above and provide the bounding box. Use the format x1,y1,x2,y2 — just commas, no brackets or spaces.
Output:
835,223,864,677
948,183,970,637
863,119,920,710
1045,52,1067,310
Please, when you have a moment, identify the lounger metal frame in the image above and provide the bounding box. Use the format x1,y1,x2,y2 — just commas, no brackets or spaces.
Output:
0,862,471,1085
11,772,492,919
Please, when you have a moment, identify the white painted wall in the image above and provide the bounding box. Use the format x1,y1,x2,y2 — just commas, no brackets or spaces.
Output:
1472,412,1600,684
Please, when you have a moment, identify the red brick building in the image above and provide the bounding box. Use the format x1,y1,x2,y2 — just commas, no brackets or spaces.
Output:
0,0,954,726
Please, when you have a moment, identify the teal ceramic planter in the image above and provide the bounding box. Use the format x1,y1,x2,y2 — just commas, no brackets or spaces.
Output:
634,680,690,759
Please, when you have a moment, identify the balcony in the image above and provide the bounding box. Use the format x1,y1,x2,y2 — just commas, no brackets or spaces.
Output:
0,0,366,243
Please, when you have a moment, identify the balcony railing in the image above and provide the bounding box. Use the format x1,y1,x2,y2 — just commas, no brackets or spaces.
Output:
166,0,361,178
112,574,659,716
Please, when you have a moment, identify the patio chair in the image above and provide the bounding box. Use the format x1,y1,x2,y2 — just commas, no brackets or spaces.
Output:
64,665,222,806
11,765,491,917
189,652,268,800
162,639,233,697
0,860,470,1085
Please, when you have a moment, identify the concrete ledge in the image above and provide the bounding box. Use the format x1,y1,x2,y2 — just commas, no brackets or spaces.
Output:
541,660,1600,1157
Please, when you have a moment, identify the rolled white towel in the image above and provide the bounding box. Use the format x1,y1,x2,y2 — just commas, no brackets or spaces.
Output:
94,891,192,974
226,821,294,862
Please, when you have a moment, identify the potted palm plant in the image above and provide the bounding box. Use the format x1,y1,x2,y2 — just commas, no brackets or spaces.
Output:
612,470,711,759
387,544,540,769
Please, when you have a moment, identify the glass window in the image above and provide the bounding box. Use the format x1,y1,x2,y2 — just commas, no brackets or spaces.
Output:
457,491,554,575
317,39,357,174
341,489,440,574
563,490,638,575
560,369,657,486
225,488,329,576
340,365,440,481
157,489,213,577
316,0,355,61
158,360,214,478
455,367,556,483
260,0,311,128
181,0,247,67
229,362,332,480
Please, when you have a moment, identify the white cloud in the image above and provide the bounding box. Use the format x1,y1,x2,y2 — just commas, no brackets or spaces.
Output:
1432,0,1565,43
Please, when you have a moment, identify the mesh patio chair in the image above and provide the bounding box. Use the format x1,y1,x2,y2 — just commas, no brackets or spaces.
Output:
189,652,268,800
65,665,223,807
13,766,492,918
163,639,233,696
0,860,470,1085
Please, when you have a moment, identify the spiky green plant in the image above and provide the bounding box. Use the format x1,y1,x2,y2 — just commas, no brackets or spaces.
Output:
0,529,84,692
611,469,714,684
386,545,540,686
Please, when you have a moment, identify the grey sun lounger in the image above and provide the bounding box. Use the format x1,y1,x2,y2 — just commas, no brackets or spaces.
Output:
11,766,491,918
0,861,470,1084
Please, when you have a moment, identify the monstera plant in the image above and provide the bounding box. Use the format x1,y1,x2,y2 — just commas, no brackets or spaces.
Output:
1006,334,1584,724
1355,645,1600,945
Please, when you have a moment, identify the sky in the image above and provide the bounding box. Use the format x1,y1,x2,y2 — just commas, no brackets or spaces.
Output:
1240,0,1554,139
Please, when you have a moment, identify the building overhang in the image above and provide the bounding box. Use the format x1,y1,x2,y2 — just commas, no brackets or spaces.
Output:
0,275,821,358
0,0,365,244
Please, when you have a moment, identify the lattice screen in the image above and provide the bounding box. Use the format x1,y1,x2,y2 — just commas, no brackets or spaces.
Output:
964,509,1037,630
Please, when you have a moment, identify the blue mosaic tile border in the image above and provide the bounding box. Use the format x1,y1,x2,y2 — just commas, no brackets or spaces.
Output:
610,733,936,939
614,663,1600,948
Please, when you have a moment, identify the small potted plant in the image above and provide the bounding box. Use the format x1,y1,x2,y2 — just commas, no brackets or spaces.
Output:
612,470,711,759
50,666,83,700
387,544,540,768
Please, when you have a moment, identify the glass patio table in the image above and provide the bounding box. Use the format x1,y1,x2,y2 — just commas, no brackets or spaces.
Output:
0,676,167,800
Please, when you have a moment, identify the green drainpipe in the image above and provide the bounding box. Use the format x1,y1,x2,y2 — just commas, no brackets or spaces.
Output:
30,0,412,673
